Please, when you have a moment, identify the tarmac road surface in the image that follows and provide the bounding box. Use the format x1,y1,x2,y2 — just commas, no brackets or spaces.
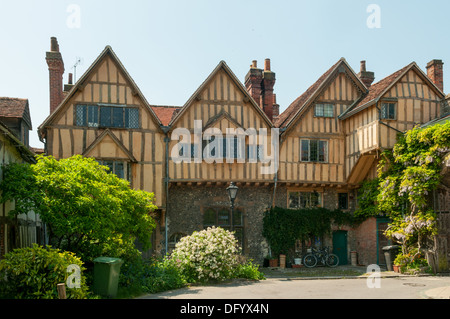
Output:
138,273,450,299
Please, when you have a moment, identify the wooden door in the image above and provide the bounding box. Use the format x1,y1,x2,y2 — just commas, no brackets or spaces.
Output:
332,230,348,265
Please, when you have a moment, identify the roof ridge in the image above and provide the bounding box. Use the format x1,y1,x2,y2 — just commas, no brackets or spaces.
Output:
0,97,28,100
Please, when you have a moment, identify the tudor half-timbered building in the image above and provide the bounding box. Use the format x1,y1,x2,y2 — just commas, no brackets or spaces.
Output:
39,38,167,256
38,37,447,266
163,60,278,257
274,58,446,265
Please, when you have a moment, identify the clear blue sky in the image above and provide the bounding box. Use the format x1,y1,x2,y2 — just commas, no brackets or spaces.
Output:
0,0,449,148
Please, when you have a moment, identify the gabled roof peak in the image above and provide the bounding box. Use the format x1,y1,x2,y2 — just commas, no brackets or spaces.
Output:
275,57,367,129
168,59,274,128
339,61,445,120
38,42,164,138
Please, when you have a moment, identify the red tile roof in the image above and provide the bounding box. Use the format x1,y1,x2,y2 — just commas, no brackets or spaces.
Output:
0,97,32,129
151,105,182,126
0,97,29,118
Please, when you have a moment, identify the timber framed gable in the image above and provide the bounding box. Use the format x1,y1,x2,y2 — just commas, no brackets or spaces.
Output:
275,58,367,134
341,62,446,186
340,62,445,120
203,110,244,132
276,58,367,188
168,60,274,130
38,43,166,207
167,60,276,184
38,45,163,140
82,128,137,163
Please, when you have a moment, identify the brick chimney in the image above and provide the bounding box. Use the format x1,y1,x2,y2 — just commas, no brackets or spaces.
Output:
262,59,276,121
46,37,65,114
358,60,375,88
245,60,263,107
426,59,444,92
245,59,277,121
272,94,280,120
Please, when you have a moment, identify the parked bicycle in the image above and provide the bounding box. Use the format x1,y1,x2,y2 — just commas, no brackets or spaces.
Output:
302,247,339,268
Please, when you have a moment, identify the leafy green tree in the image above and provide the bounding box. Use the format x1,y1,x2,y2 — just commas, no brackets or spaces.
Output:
0,155,157,262
377,122,450,272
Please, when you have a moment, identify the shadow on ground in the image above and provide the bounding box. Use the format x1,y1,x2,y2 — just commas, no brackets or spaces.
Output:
261,265,370,279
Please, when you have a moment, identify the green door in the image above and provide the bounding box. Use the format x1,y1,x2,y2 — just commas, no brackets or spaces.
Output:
332,230,348,265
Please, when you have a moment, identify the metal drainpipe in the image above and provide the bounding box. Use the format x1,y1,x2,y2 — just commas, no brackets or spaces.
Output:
271,172,278,208
163,130,170,255
271,128,286,208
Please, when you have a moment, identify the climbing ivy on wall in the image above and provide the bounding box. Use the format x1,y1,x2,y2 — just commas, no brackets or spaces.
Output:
353,178,381,222
262,207,354,257
376,121,450,264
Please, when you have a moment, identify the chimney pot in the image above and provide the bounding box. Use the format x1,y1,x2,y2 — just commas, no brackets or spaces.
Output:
50,37,59,52
358,60,375,88
252,60,257,68
426,59,444,92
264,58,271,71
360,60,366,72
68,73,73,85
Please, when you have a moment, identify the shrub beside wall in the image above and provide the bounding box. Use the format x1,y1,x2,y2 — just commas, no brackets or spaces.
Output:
0,244,89,299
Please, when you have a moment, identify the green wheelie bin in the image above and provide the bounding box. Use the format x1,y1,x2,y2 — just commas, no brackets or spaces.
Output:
93,257,123,298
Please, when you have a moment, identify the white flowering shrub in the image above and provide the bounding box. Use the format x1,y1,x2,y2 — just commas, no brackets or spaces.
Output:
170,227,241,283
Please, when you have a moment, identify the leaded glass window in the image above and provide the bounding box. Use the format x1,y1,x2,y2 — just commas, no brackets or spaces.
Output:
98,160,131,182
75,104,139,129
315,104,334,117
288,191,322,209
301,140,328,163
381,103,396,120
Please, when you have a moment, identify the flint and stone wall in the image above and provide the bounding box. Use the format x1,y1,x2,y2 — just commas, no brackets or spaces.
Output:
166,184,274,264
163,184,382,265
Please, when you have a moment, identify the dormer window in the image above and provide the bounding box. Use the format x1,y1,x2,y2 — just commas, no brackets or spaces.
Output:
314,103,334,118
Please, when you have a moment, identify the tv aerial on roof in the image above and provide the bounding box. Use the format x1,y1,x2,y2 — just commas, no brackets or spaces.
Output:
71,57,83,82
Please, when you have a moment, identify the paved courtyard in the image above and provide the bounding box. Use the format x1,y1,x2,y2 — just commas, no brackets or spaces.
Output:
138,266,450,300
